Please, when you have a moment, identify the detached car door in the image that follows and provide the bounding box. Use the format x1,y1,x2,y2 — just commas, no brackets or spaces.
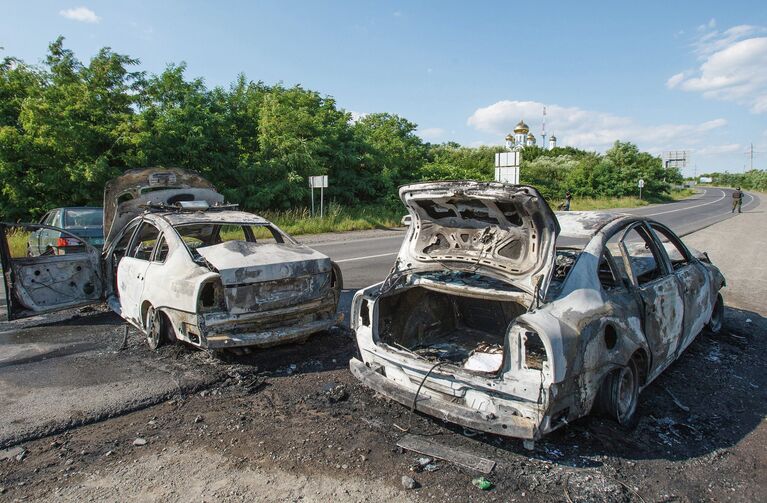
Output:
617,223,685,376
0,223,104,320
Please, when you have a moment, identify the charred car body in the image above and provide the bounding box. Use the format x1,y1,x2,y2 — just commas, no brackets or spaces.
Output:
1,168,342,350
350,181,725,441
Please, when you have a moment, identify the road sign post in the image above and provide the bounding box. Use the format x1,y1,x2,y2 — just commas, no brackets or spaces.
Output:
638,178,645,200
309,175,328,217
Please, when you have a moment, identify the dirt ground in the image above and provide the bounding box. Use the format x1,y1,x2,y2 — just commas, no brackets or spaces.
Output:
1,202,766,502
0,303,764,502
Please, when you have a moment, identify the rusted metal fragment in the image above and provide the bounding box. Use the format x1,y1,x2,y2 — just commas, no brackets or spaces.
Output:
397,434,496,474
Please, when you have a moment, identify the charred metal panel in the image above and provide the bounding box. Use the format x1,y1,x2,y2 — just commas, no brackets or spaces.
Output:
397,181,560,296
103,167,223,248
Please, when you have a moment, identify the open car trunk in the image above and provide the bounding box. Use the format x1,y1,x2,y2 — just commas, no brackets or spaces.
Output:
376,285,529,375
398,181,560,297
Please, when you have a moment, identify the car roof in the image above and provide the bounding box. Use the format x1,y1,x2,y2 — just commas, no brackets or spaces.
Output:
152,210,271,226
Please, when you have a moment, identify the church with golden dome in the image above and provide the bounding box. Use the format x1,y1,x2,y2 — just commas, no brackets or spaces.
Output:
504,119,557,151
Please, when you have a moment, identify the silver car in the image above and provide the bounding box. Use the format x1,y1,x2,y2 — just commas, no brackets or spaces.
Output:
349,181,725,442
1,168,342,350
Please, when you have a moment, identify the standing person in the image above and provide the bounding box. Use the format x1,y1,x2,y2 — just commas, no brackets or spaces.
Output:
732,187,744,213
563,191,573,211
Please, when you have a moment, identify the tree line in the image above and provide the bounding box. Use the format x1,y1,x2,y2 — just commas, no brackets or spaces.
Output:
699,170,767,192
0,38,682,221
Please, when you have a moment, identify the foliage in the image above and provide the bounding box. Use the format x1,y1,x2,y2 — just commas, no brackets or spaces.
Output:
0,38,683,222
700,169,767,192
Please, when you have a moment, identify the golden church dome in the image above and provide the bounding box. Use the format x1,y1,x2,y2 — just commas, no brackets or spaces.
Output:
513,120,529,134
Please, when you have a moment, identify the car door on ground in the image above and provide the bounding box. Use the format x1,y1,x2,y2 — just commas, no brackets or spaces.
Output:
0,223,103,320
115,221,161,325
613,223,685,377
648,223,709,355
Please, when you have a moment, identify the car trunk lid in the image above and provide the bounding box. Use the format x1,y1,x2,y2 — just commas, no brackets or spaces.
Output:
196,242,332,313
398,181,560,296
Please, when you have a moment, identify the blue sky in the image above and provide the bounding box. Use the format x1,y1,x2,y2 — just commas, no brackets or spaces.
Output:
2,1,766,175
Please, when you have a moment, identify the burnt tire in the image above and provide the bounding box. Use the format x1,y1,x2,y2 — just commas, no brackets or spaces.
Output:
706,292,724,334
145,306,168,350
595,358,640,429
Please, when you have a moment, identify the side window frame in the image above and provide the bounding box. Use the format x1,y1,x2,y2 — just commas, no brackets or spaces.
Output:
128,221,162,261
615,222,670,287
598,248,628,291
646,222,692,270
151,233,170,263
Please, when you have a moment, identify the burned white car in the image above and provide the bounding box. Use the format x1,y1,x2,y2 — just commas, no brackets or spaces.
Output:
349,181,725,441
1,168,342,350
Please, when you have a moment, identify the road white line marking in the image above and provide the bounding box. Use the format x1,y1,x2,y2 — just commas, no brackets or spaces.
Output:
335,252,398,264
644,188,726,217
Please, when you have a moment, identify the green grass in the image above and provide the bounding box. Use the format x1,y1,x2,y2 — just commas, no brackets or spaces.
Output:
255,203,402,236
7,228,30,258
569,189,696,211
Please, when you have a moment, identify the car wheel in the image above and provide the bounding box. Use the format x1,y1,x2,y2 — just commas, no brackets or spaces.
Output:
145,306,168,350
706,292,724,334
596,358,640,428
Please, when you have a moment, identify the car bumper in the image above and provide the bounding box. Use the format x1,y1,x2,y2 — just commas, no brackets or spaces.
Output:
349,358,540,439
205,317,339,349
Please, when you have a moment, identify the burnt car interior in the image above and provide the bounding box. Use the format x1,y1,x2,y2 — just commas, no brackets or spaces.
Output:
377,277,529,375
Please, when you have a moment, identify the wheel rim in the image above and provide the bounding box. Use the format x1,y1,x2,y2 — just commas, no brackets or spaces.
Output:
616,366,637,422
146,308,160,348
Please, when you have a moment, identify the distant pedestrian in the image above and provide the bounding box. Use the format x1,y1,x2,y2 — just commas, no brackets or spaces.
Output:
731,187,743,213
563,191,572,211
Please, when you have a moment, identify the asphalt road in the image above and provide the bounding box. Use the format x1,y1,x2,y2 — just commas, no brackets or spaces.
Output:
311,187,759,289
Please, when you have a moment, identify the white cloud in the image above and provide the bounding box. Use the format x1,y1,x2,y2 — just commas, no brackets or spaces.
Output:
670,24,767,113
693,144,742,156
467,99,727,154
59,6,100,23
666,72,685,88
348,110,368,123
418,127,445,141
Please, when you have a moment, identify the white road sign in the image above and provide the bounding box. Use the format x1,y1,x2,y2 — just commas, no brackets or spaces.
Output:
309,175,328,188
638,179,645,188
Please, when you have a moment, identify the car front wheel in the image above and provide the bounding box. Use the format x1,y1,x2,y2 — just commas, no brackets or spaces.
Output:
596,358,640,428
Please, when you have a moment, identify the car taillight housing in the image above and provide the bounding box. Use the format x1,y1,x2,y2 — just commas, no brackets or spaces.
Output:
56,237,81,247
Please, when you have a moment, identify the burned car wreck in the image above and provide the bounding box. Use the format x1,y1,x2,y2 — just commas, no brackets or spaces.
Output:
1,168,342,350
350,181,725,441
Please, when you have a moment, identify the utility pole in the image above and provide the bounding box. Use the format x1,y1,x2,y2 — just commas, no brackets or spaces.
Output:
750,143,754,171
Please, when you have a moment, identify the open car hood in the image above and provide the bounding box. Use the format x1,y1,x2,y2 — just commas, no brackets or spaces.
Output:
397,181,560,296
103,167,224,249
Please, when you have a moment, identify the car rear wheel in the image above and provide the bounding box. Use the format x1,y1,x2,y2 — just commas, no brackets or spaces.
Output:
145,306,168,350
706,292,724,334
596,358,640,428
